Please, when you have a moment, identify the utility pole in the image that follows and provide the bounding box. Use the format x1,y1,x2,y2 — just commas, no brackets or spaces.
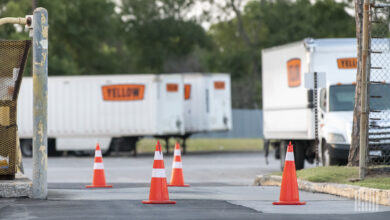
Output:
32,7,48,199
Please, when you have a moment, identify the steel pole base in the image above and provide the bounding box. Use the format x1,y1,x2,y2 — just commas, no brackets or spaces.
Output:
142,200,176,204
86,185,112,188
273,201,306,205
168,184,190,187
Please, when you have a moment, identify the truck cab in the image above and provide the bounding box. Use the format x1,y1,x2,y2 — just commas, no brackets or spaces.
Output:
319,83,390,165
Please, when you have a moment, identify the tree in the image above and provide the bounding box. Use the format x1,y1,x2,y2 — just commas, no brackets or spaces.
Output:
205,0,355,108
0,0,127,75
348,0,363,166
38,0,124,75
120,0,211,73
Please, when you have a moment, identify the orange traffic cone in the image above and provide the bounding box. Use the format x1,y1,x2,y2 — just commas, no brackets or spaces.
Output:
86,144,112,188
273,142,305,205
142,141,176,204
168,142,189,187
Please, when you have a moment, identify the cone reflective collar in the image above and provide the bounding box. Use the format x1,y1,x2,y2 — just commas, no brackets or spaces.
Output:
273,142,305,205
168,142,189,187
86,144,112,188
142,141,176,204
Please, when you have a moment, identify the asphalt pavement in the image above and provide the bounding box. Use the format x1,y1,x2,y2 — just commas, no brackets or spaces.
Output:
1,151,388,219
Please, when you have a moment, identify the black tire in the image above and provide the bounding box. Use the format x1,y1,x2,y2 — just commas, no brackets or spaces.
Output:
321,141,338,166
280,140,287,171
280,141,305,170
102,148,111,157
294,143,305,170
20,139,33,157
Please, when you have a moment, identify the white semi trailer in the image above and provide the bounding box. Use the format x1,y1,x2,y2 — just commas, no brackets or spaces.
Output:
17,74,185,156
262,38,390,170
181,73,232,152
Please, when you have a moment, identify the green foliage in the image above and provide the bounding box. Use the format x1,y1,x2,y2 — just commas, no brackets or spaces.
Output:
120,0,211,72
40,0,123,75
0,0,356,108
205,0,356,108
137,138,263,153
125,17,211,72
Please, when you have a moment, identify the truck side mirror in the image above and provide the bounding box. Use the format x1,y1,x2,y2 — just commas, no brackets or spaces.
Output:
307,89,314,108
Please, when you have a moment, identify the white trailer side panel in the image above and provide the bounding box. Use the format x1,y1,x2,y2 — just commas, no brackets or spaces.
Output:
183,74,208,133
17,74,184,146
207,74,232,131
311,39,357,85
262,41,314,139
157,74,185,135
183,73,232,134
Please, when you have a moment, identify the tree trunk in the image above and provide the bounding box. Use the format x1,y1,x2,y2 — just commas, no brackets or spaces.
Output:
229,0,261,105
348,0,363,166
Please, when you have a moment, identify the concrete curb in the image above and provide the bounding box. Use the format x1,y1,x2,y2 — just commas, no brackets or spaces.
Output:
0,174,32,198
254,175,390,206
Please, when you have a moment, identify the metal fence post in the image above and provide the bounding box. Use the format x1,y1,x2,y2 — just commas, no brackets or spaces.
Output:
32,7,48,199
359,0,370,180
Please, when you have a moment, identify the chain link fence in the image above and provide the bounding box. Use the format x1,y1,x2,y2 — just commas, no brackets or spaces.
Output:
0,40,30,179
367,0,390,176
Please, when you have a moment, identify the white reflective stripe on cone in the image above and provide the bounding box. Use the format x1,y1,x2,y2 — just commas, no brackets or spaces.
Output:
174,150,181,156
94,163,104,170
152,168,166,178
285,151,294,161
95,150,102,157
172,162,182,168
154,151,164,160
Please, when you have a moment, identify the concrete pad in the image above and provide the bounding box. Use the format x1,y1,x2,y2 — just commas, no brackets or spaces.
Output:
47,186,390,214
0,174,31,198
229,200,390,214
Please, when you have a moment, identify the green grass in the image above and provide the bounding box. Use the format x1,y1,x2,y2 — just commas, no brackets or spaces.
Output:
137,138,263,153
274,166,390,190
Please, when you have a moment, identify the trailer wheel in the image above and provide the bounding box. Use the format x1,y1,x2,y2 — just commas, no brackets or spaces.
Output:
20,139,33,157
321,141,338,166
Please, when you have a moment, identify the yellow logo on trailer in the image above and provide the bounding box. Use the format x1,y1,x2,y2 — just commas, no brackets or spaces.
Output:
337,58,357,69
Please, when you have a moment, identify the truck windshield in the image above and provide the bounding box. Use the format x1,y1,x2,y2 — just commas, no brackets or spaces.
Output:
329,84,390,111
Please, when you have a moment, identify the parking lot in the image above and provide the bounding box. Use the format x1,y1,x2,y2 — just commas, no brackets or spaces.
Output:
2,151,384,219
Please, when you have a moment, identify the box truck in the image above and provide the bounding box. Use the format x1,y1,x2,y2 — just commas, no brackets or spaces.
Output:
181,73,232,152
17,74,185,156
262,38,390,170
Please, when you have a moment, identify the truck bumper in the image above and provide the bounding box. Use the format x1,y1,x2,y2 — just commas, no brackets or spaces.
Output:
368,144,390,164
328,143,350,160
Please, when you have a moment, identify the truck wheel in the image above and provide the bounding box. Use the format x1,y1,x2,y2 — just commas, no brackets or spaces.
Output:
294,144,305,170
322,141,338,166
102,148,111,156
280,141,305,170
20,140,33,157
279,140,287,171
